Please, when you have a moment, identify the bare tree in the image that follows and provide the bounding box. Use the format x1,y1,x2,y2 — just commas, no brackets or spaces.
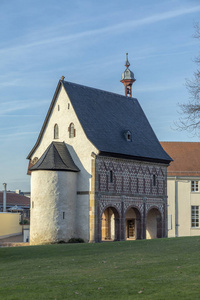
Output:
177,23,200,134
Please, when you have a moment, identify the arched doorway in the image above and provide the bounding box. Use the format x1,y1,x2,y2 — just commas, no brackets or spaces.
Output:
101,207,120,241
146,208,162,239
125,207,141,240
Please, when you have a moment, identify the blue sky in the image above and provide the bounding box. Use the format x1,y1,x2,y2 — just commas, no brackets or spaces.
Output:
0,0,200,192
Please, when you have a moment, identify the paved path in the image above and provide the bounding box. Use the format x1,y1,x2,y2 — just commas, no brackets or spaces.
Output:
0,234,29,247
0,234,23,243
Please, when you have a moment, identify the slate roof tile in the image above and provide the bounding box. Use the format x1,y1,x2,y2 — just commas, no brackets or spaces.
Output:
63,81,172,163
27,80,172,164
30,142,79,172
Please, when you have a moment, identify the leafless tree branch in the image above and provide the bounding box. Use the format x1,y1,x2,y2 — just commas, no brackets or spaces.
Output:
176,23,200,134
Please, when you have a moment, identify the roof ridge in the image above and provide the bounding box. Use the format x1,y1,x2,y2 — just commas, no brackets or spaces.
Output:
63,80,138,101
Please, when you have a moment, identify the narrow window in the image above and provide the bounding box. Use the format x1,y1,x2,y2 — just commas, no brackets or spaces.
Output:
54,124,59,139
32,201,34,209
68,103,70,109
69,123,75,138
98,174,101,190
191,180,198,192
63,212,65,219
58,105,60,111
110,170,113,183
191,206,199,227
153,174,156,186
136,178,139,193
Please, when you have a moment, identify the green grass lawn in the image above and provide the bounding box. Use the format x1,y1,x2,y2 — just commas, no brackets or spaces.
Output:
0,237,200,300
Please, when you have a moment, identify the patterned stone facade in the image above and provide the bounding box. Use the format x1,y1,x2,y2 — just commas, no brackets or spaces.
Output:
92,156,168,242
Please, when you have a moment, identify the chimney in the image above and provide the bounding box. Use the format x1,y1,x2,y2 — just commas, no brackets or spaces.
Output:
3,183,7,212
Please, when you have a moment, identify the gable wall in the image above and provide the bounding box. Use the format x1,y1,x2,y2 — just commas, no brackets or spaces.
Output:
30,85,98,192
30,85,98,241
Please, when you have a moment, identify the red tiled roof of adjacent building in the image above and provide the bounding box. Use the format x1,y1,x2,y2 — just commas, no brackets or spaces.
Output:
161,142,200,177
0,192,30,208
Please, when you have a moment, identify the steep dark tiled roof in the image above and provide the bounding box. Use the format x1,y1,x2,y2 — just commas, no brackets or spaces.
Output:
0,192,30,208
30,141,79,172
63,81,171,163
161,142,200,176
27,80,172,164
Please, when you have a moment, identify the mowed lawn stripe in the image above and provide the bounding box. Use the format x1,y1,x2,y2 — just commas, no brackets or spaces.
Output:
0,237,199,299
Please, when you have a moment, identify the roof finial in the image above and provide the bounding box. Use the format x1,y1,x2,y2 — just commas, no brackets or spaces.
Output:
125,53,130,68
121,53,136,98
61,76,65,81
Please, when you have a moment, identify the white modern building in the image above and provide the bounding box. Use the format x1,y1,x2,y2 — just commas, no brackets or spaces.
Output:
161,142,200,237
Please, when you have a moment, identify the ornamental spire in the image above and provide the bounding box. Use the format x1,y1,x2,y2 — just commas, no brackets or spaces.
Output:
125,53,130,68
121,53,136,97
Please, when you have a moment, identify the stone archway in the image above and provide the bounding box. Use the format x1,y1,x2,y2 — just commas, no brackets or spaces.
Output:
101,207,120,241
125,207,141,240
146,208,162,239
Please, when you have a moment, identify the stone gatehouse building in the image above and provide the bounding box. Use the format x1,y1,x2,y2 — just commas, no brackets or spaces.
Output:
27,56,172,245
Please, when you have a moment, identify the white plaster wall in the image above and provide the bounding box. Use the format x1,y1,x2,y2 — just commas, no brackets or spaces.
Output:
178,181,190,237
167,180,175,237
30,84,99,242
30,170,77,245
167,178,200,237
75,194,90,241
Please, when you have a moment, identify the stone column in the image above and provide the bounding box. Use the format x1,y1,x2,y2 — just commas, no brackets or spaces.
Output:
120,198,125,241
143,198,147,239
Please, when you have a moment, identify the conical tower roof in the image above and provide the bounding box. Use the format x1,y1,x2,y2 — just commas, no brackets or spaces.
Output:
30,142,79,172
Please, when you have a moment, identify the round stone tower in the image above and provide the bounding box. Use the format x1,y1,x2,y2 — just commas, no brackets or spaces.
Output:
29,142,79,245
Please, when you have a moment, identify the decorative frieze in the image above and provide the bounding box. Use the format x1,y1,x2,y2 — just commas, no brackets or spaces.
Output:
96,156,167,197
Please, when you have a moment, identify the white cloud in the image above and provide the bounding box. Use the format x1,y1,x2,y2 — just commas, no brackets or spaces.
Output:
0,131,38,139
0,99,49,115
0,5,200,55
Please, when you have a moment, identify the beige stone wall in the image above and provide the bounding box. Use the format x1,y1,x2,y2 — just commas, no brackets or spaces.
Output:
167,177,200,237
0,213,21,238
